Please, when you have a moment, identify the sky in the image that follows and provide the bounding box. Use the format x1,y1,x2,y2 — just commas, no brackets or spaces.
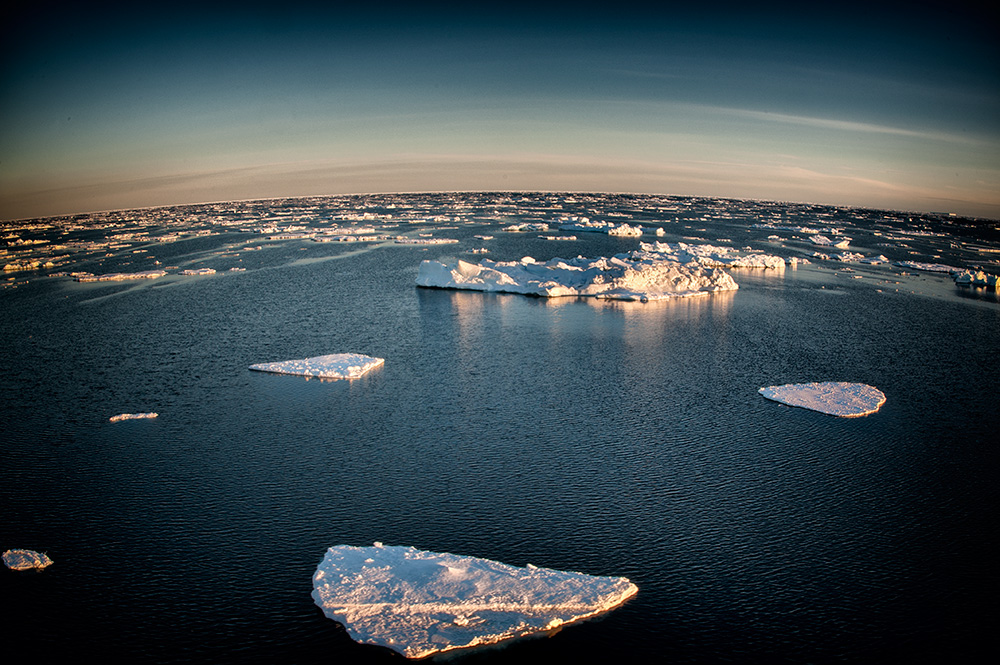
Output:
2,2,998,221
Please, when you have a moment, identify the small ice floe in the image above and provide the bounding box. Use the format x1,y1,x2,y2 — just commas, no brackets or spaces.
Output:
249,353,384,379
109,412,158,422
502,223,549,232
809,235,851,249
893,260,960,274
74,270,167,282
180,268,216,275
3,549,53,571
312,543,638,659
394,237,459,245
759,382,886,417
558,219,643,237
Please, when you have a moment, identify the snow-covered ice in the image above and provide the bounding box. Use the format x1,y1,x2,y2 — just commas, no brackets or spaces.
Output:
638,241,790,269
109,412,159,422
3,549,53,570
558,218,643,237
759,382,886,417
249,353,384,379
416,252,738,301
311,543,638,659
180,268,216,275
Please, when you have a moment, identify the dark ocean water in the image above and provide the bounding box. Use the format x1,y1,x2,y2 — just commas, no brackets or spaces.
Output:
2,194,997,663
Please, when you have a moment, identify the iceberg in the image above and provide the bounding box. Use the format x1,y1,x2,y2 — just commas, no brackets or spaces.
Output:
311,543,638,659
3,549,53,571
109,412,158,422
249,353,383,379
416,253,737,301
759,382,886,417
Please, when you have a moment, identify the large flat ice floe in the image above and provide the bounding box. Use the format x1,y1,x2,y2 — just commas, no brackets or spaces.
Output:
759,382,886,417
249,353,383,379
416,252,738,301
312,543,637,659
639,241,791,269
3,549,53,571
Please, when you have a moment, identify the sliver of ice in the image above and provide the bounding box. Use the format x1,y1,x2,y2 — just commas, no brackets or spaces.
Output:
249,353,383,379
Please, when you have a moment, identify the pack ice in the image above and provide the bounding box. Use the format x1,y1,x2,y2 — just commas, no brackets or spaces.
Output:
311,543,638,659
759,382,886,417
249,353,383,379
416,253,738,301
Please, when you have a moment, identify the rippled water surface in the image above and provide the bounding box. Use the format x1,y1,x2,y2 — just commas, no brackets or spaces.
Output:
2,194,997,663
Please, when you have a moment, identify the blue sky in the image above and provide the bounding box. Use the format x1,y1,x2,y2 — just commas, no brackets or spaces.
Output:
2,3,997,220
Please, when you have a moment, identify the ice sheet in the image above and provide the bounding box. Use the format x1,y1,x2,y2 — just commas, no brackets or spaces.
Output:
249,353,384,379
759,382,886,417
311,543,638,659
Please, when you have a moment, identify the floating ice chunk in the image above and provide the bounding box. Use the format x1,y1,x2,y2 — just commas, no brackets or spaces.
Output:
394,237,459,245
759,382,886,417
637,241,788,269
416,254,737,300
955,270,999,288
3,549,53,571
249,353,384,379
180,268,216,275
559,219,643,237
502,223,549,232
311,543,638,659
74,270,167,282
809,235,851,248
894,260,960,273
109,412,159,422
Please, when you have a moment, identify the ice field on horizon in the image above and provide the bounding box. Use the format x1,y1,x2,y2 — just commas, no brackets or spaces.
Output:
759,382,887,417
311,543,638,659
249,353,384,379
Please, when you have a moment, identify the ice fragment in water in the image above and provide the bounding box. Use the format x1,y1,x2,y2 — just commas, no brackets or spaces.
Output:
3,549,53,570
109,412,158,422
759,382,886,417
249,353,383,379
311,543,638,659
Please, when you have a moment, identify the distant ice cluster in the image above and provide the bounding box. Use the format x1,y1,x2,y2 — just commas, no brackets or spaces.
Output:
312,543,637,659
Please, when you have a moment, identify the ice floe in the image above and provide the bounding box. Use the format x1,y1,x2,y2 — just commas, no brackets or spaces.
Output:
759,382,886,417
311,543,638,659
559,218,643,237
249,353,384,379
3,549,53,571
180,268,216,275
74,270,167,282
894,260,960,273
955,270,999,288
416,253,738,301
109,412,159,422
638,241,790,269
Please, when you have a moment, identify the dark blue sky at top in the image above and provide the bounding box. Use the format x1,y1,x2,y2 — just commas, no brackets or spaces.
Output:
2,1,997,218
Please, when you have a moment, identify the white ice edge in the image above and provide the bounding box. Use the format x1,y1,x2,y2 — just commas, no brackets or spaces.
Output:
249,353,384,379
312,543,638,659
759,382,886,417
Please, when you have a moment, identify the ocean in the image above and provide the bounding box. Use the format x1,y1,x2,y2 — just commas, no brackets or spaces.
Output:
2,193,997,663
